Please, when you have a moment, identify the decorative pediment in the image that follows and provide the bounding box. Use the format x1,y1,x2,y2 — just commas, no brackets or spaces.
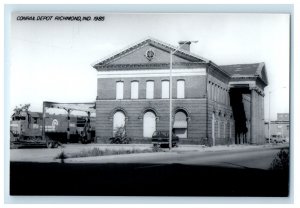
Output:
256,63,268,85
221,62,268,87
92,37,208,70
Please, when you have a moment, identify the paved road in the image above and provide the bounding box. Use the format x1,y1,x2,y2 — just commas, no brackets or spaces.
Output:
10,143,288,170
10,144,289,196
64,145,286,170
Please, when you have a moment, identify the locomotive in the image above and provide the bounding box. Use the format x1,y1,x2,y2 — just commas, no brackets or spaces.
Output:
10,102,96,148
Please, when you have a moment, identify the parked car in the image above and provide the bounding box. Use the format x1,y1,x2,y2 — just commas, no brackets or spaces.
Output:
109,127,132,144
266,135,289,144
151,130,179,148
265,138,273,143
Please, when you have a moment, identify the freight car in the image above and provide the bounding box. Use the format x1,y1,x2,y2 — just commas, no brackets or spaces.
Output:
10,102,96,148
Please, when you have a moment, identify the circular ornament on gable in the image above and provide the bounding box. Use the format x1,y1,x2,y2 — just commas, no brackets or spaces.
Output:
145,49,155,61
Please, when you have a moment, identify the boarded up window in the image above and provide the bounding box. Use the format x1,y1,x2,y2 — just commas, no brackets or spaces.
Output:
146,81,154,99
177,80,185,98
161,80,169,98
131,81,139,99
116,81,124,100
143,111,156,137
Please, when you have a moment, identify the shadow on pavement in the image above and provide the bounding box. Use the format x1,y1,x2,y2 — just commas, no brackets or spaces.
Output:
10,161,289,196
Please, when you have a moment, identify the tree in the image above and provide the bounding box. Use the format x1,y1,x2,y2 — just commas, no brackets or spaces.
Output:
13,104,31,115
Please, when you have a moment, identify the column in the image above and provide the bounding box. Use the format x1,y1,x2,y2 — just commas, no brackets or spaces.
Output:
250,88,255,144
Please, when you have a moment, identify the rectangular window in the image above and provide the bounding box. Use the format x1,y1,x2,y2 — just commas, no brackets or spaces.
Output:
211,84,214,101
161,80,169,98
131,81,139,99
177,80,185,98
224,122,226,139
218,120,220,138
146,81,154,99
217,86,220,103
229,122,232,138
214,85,217,101
208,83,211,99
116,81,124,99
228,93,230,105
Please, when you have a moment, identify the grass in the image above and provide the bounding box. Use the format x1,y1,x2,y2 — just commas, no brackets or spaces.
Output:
55,147,163,160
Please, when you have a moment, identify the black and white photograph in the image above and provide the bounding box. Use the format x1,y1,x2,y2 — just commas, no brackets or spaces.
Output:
7,10,291,199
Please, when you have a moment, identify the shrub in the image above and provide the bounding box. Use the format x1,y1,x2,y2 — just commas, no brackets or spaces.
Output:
66,147,162,158
270,148,289,171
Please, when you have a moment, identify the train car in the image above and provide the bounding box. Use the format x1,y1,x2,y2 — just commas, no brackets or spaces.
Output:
10,110,96,148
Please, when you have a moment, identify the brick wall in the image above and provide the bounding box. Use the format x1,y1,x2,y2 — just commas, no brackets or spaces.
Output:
97,75,207,100
207,100,235,146
96,99,209,144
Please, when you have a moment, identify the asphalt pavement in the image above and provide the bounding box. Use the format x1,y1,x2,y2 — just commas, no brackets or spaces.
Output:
10,143,288,170
9,143,290,196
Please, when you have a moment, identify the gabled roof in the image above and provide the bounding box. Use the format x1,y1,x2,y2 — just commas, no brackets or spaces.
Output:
220,62,268,85
92,37,209,69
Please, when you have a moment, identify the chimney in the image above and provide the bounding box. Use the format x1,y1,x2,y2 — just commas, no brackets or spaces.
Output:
178,41,192,52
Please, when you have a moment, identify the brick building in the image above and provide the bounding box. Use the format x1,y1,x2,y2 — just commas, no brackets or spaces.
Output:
92,38,268,145
265,113,290,140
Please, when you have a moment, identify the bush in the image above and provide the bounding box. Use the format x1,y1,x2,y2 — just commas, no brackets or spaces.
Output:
270,148,289,171
67,147,159,158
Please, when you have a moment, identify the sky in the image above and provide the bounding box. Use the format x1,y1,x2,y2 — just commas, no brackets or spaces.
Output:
9,13,290,120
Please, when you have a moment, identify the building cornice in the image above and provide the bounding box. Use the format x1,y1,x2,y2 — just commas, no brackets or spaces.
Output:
94,62,206,71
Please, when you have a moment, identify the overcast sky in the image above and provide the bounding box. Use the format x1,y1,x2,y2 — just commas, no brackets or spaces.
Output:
10,13,290,120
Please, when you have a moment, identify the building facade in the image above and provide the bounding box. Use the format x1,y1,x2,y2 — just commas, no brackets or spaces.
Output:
265,113,290,140
92,38,268,145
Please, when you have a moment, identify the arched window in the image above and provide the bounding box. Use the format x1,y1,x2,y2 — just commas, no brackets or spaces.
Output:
116,81,124,100
143,111,156,137
113,111,125,136
146,81,154,99
173,110,188,138
131,81,139,99
177,80,185,98
161,80,169,98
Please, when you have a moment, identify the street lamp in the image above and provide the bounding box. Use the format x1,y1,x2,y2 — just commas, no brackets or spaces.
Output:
169,40,198,149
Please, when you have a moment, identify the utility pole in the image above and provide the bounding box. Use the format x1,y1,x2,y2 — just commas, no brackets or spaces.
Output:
169,40,198,149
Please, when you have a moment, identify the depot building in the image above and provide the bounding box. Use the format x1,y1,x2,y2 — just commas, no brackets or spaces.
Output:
92,38,268,145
